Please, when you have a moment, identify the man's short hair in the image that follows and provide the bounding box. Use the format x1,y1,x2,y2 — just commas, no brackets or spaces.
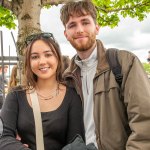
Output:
60,0,97,26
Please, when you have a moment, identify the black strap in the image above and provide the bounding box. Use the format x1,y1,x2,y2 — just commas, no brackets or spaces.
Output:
106,48,123,87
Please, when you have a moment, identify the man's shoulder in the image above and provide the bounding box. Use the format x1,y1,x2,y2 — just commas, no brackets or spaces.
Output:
117,49,137,58
106,48,138,67
116,49,138,64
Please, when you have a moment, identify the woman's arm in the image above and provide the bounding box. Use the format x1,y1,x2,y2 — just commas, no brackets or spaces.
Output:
66,88,85,143
0,91,31,150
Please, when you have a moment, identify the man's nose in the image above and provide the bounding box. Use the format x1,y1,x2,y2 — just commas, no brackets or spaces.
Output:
76,24,84,34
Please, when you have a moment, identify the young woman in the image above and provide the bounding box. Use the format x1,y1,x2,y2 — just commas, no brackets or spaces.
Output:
0,33,84,150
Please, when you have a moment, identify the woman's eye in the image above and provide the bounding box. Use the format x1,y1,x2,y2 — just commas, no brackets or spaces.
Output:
31,55,39,60
45,53,53,57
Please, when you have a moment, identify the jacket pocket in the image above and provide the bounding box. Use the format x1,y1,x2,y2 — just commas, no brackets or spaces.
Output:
94,71,120,94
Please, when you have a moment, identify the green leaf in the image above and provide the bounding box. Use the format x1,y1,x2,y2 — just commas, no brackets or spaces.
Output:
143,63,150,74
92,0,150,28
0,6,16,29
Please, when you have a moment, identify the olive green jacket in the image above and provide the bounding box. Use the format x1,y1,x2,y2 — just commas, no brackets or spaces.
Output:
63,40,150,150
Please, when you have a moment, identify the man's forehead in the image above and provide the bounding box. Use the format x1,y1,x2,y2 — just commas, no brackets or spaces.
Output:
70,10,88,17
68,14,92,22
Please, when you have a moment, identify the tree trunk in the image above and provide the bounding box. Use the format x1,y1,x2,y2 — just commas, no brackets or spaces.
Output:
17,0,42,55
10,0,42,84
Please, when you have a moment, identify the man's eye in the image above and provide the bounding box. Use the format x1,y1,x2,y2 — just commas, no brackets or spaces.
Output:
68,24,75,29
83,22,89,25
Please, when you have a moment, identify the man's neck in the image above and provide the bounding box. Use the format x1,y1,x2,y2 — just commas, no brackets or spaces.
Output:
77,41,97,60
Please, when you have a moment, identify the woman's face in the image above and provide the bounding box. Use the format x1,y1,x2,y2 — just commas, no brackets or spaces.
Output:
30,40,58,81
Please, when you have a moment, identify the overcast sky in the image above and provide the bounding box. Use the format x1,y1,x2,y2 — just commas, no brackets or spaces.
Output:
0,4,150,63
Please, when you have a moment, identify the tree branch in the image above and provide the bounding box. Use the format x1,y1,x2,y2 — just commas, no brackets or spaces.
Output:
1,0,12,10
41,0,74,6
96,1,150,13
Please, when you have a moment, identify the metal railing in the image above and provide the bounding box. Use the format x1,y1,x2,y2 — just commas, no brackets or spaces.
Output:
0,30,20,99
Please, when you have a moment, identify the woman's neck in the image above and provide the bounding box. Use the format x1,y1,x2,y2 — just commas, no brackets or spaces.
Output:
36,78,58,91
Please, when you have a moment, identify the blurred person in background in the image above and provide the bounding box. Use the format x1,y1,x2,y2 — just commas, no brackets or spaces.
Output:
7,65,18,92
147,51,150,79
0,65,8,109
147,51,150,64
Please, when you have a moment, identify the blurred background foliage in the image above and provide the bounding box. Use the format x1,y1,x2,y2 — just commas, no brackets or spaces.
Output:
143,63,150,74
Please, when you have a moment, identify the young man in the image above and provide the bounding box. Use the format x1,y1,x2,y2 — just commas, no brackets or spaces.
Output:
60,1,150,150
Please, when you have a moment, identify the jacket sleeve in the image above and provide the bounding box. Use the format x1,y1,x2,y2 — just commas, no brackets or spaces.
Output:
0,91,31,150
120,51,150,150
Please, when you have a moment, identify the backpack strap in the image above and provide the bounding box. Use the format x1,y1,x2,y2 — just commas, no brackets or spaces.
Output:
106,48,130,133
106,48,123,87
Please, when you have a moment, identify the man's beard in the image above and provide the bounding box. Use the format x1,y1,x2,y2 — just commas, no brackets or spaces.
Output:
70,33,96,52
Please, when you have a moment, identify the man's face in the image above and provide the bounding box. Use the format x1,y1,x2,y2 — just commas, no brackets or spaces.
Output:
64,14,99,52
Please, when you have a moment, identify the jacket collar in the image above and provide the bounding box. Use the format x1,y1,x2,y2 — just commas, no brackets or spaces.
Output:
74,46,97,69
95,39,109,75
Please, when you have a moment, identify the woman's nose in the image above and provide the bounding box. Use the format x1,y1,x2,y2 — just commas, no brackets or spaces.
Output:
39,56,46,64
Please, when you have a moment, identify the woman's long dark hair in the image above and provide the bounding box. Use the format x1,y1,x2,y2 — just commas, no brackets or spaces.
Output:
23,37,64,89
